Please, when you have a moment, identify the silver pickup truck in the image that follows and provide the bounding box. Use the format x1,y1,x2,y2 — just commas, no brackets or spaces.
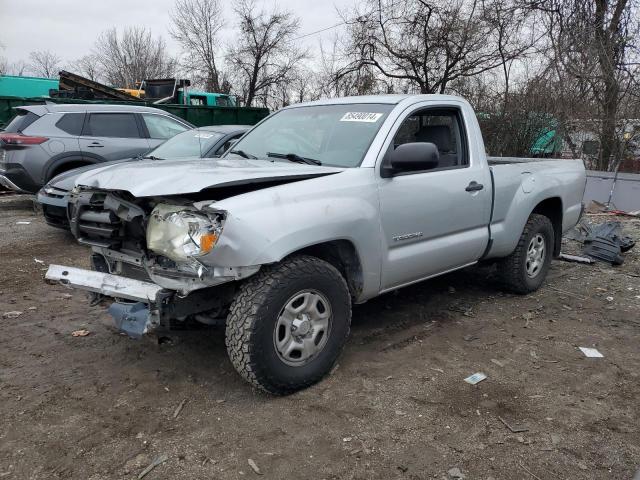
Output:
46,94,586,394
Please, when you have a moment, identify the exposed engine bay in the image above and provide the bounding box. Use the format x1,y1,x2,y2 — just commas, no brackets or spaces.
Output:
68,187,266,292
58,187,264,337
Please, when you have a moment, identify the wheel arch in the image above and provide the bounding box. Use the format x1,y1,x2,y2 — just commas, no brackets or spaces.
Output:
530,197,563,257
43,152,104,183
286,239,364,300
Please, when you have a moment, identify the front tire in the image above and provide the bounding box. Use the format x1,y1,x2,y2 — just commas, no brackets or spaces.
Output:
225,255,351,395
498,214,554,294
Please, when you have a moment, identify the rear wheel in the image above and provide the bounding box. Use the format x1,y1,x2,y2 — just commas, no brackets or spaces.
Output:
498,214,554,294
225,255,351,395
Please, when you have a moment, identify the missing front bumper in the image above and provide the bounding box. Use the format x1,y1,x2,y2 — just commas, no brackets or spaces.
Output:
46,264,166,302
45,264,168,338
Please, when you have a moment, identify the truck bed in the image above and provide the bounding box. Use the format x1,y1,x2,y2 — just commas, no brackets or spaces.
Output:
486,158,586,259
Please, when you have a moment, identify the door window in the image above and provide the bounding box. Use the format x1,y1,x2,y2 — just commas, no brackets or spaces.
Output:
189,95,207,106
56,113,85,135
142,114,190,139
83,113,140,138
392,109,467,169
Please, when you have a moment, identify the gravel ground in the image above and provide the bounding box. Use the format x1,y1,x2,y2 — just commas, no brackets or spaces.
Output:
1,198,639,480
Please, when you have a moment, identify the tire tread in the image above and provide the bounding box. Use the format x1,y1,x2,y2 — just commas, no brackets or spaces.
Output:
225,255,351,395
498,213,554,294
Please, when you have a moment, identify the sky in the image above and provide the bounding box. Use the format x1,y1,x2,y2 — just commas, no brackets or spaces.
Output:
0,0,355,68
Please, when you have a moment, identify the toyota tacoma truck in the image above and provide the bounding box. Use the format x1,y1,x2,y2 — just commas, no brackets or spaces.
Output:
45,95,586,395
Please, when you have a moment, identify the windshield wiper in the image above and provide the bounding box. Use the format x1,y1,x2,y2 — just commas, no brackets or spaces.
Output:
229,149,257,159
143,155,164,160
267,152,322,166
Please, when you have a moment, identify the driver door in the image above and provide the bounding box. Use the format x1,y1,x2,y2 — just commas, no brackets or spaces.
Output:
377,105,492,291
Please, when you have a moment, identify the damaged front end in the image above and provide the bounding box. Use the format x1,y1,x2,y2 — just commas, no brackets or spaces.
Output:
46,188,259,337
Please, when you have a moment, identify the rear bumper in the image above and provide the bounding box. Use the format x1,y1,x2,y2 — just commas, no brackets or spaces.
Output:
0,164,39,192
0,174,28,192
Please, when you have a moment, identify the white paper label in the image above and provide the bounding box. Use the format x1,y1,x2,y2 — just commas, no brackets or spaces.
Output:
579,347,604,358
340,112,384,123
464,372,487,385
194,133,214,139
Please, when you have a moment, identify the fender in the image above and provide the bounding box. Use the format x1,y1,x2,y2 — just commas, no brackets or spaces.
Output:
42,151,105,184
198,169,384,301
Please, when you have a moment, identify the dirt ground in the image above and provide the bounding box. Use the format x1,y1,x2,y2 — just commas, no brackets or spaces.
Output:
1,198,639,480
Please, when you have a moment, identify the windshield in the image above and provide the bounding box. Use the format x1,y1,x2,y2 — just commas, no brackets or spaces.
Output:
226,103,393,167
149,129,223,159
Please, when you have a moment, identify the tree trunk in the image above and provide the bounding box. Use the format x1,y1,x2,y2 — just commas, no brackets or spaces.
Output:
598,83,619,171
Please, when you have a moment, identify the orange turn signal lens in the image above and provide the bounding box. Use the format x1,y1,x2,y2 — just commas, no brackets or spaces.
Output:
199,232,218,253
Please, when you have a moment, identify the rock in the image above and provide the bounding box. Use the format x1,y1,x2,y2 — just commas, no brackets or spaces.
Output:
247,458,263,475
3,311,23,319
447,467,466,479
123,453,149,474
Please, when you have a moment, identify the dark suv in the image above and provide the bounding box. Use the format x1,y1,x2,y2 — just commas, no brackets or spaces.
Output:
0,104,193,193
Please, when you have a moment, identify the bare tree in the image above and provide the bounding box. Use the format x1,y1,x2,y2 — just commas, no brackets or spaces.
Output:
338,0,537,94
93,27,176,88
316,36,390,98
0,42,5,75
170,0,226,92
227,0,307,106
542,0,640,170
69,55,101,82
3,60,29,76
28,50,62,78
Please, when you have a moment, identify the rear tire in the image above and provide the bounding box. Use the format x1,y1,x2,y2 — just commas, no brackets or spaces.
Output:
225,255,351,395
498,214,554,294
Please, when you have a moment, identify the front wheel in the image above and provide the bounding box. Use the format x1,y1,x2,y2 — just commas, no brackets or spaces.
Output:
225,255,351,395
498,214,554,294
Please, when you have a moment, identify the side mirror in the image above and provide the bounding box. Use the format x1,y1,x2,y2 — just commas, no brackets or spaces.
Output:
382,142,439,177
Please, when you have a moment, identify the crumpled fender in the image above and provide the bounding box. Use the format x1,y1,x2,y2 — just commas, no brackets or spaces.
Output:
197,169,383,299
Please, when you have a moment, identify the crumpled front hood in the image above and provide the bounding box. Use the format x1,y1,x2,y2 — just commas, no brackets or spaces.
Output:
74,158,345,197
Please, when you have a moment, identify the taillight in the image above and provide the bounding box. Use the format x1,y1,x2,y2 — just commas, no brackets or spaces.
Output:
0,133,48,145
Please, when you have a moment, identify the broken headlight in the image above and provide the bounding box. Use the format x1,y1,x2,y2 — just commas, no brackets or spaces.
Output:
146,204,224,262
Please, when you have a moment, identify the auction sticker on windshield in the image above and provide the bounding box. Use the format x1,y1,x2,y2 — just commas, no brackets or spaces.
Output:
340,112,384,122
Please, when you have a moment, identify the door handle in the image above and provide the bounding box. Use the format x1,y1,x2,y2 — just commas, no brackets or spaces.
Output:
87,142,104,148
465,181,484,192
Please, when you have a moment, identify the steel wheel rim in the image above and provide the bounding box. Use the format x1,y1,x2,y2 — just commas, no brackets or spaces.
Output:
525,234,546,278
273,289,332,367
